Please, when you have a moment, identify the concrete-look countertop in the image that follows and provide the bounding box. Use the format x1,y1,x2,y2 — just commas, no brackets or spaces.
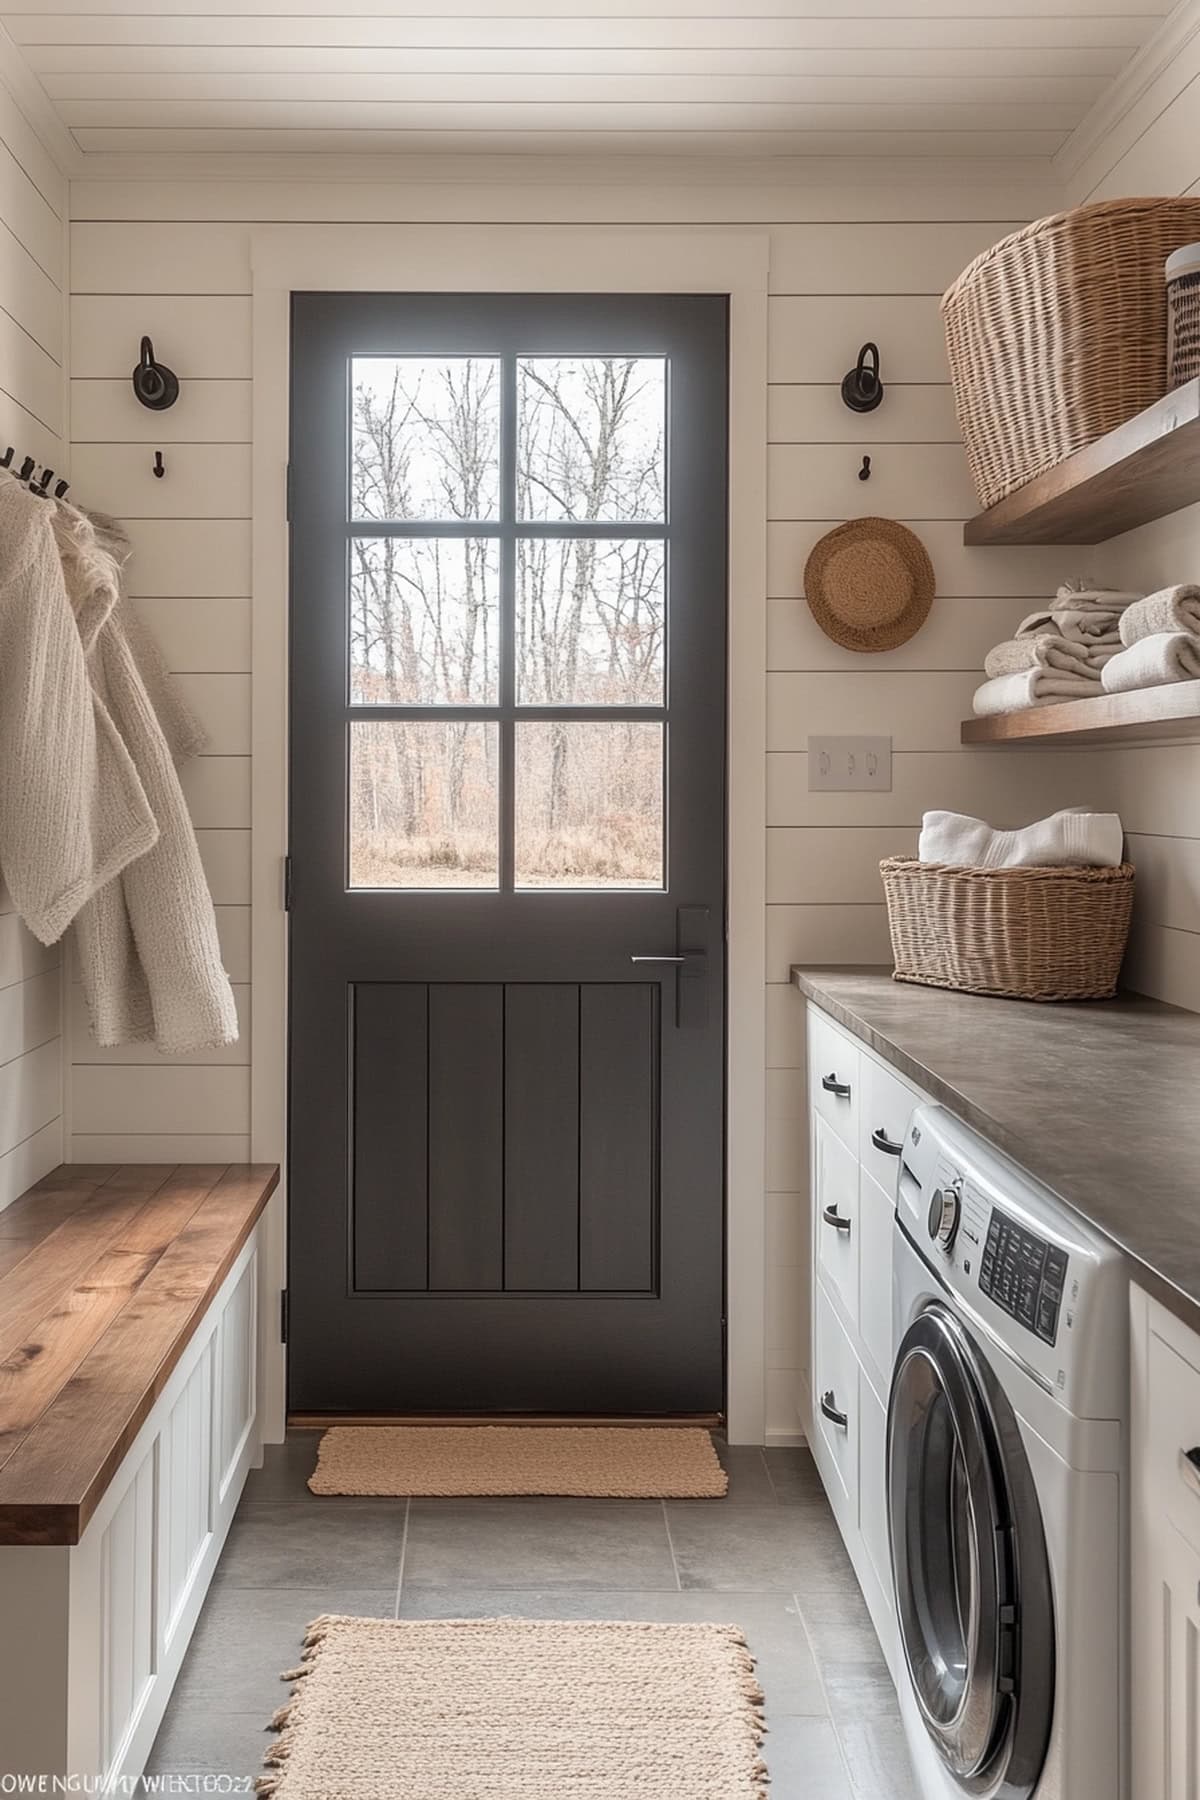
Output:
792,964,1200,1338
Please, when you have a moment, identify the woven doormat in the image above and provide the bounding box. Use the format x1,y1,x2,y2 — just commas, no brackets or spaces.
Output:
259,1615,767,1798
307,1425,728,1498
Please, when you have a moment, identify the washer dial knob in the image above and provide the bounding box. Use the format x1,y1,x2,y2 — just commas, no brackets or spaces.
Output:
927,1181,962,1249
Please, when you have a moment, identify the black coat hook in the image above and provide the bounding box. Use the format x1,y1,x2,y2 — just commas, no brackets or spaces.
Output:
859,455,872,481
153,450,166,479
132,336,179,412
842,342,884,414
17,456,34,482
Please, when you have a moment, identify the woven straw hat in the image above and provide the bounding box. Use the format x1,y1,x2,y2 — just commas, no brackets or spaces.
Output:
804,517,934,653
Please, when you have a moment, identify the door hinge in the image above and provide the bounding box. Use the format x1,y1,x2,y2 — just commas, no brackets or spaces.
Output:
285,461,293,522
282,854,293,911
279,1289,289,1344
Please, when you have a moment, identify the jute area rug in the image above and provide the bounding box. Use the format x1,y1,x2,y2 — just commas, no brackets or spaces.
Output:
308,1424,728,1498
258,1615,767,1799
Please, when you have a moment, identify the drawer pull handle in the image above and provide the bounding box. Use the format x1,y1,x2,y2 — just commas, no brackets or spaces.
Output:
871,1127,904,1157
822,1073,852,1099
1180,1447,1200,1497
820,1391,848,1430
822,1204,852,1235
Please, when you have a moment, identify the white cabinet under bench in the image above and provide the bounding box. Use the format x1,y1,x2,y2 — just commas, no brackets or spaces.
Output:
806,1001,930,1677
0,1163,279,1788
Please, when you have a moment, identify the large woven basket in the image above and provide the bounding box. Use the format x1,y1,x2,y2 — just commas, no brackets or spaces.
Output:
942,197,1200,509
880,858,1135,1003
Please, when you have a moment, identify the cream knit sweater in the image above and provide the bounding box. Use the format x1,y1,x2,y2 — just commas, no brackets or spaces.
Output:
0,475,237,1053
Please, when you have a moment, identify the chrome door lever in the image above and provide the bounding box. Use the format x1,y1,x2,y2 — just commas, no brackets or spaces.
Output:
630,955,687,964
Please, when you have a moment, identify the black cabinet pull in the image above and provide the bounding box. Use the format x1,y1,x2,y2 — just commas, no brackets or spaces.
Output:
871,1127,903,1157
822,1204,851,1235
822,1073,852,1099
820,1390,848,1430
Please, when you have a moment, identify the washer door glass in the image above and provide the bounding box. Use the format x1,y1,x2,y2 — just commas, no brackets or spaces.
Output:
887,1301,1053,1796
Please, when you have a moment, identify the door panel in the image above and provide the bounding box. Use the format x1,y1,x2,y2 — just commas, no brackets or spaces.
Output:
288,292,727,1413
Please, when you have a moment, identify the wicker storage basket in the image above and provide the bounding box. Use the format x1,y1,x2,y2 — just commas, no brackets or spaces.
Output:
942,197,1200,509
879,858,1135,1003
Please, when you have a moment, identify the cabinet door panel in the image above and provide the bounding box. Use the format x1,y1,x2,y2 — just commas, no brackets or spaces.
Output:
808,1008,859,1154
813,1278,858,1523
813,1112,859,1331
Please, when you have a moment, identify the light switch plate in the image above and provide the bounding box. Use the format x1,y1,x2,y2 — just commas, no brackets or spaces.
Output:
808,735,893,791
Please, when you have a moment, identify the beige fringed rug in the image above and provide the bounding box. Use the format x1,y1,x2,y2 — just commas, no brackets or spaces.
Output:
307,1425,728,1498
259,1615,767,1798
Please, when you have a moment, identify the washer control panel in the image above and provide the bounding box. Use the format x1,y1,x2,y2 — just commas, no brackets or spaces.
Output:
979,1206,1069,1347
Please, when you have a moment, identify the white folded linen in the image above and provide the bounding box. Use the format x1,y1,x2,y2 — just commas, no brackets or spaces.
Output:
918,808,1125,870
1118,585,1200,646
1015,608,1123,645
1055,581,1142,613
972,667,1102,715
983,635,1119,681
1101,631,1200,693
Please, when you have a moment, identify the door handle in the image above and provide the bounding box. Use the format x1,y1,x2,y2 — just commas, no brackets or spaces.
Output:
871,1127,904,1157
822,1204,852,1235
822,1073,852,1098
820,1391,848,1430
630,955,687,964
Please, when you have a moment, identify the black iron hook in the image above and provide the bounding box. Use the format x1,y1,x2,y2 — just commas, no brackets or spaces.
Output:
153,450,166,479
132,336,180,412
858,455,872,481
842,342,884,414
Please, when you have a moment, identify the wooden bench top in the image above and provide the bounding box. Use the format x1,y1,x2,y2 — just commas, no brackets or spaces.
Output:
0,1162,279,1547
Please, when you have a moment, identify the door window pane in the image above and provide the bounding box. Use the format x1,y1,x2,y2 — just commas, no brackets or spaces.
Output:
514,722,664,889
515,538,665,705
350,537,500,704
350,721,498,888
517,357,665,522
352,356,501,521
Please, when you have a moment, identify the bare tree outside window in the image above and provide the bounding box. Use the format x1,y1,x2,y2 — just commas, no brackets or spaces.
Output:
347,354,667,890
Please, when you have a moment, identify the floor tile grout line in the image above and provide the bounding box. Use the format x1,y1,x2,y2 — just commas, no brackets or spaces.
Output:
790,1587,862,1796
393,1498,410,1618
660,1499,683,1592
760,1448,780,1501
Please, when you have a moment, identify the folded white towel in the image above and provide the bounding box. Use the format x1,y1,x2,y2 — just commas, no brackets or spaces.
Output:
1102,631,1200,693
983,635,1119,681
1119,585,1200,646
918,808,1125,870
972,667,1102,715
1055,581,1142,613
1016,608,1123,645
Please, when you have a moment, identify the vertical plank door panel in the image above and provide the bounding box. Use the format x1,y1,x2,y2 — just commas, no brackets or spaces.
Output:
579,984,658,1293
428,984,503,1292
504,983,580,1292
353,983,429,1293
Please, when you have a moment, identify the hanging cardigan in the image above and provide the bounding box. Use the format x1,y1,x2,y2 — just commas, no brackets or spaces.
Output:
0,475,237,1053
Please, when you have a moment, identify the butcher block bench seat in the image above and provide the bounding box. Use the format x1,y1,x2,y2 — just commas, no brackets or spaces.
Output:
0,1162,278,1547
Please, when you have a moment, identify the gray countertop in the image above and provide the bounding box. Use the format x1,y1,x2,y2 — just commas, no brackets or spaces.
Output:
791,965,1200,1338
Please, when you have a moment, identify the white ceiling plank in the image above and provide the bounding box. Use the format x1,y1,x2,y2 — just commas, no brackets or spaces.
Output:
56,98,1088,130
41,71,1108,105
24,45,1135,77
68,127,1072,158
0,0,1171,15
4,14,1161,49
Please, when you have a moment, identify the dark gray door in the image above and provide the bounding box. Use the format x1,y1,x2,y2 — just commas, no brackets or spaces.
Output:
287,292,728,1414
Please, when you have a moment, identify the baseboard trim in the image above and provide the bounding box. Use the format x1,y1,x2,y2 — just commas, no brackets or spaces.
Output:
288,1412,726,1430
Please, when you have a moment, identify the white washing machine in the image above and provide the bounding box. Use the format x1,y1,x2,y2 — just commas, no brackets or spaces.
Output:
888,1105,1127,1800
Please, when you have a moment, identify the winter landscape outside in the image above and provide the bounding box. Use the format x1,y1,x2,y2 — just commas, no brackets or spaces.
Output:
347,353,668,888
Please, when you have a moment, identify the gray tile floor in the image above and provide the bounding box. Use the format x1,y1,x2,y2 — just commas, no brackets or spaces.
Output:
146,1432,918,1798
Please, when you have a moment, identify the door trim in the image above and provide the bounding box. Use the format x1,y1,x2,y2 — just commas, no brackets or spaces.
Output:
249,225,770,1444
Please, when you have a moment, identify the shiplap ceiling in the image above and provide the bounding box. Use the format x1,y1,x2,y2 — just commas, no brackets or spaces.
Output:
0,0,1181,160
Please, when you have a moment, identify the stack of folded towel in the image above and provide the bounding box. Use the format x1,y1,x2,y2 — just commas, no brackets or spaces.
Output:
918,807,1125,869
972,581,1141,717
1101,585,1200,694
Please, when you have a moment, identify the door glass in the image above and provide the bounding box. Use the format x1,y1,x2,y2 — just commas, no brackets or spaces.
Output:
351,356,501,521
350,537,500,704
515,538,665,705
349,720,499,889
514,721,664,889
517,356,666,521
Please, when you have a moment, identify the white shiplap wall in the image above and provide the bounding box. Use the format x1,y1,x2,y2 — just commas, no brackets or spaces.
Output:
0,80,65,1212
1061,34,1200,1013
70,160,1119,1437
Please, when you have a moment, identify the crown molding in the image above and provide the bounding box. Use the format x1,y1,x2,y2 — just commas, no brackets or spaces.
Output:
0,23,81,177
1055,0,1200,187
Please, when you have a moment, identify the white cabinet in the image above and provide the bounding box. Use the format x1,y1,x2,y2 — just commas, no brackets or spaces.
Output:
805,1001,928,1676
1131,1283,1200,1799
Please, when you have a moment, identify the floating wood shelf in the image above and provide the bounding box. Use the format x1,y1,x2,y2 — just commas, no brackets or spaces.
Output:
962,680,1200,746
964,379,1200,546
